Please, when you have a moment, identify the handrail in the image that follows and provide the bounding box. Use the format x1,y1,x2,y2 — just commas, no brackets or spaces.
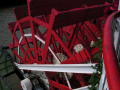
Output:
103,11,120,90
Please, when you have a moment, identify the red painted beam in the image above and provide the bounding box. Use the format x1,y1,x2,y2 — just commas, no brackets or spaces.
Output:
103,11,120,90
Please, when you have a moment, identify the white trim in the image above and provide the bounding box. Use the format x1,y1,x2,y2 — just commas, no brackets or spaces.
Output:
15,63,96,74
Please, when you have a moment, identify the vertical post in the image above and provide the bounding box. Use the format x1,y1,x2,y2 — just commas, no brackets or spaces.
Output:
27,0,31,16
42,9,58,63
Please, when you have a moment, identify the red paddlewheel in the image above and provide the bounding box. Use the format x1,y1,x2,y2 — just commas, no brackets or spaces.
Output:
9,16,96,64
8,0,115,89
9,15,102,89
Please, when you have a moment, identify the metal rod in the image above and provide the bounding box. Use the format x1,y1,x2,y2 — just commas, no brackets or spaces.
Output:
15,63,96,74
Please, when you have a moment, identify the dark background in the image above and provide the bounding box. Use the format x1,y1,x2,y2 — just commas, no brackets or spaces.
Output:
0,0,26,8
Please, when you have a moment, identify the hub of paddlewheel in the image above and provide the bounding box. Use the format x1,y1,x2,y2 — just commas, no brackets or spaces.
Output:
7,0,120,90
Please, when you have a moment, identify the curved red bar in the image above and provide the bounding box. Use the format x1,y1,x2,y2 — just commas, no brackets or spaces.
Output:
103,11,120,90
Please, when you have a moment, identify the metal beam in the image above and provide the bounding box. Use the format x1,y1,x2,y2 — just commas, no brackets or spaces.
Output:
15,63,96,74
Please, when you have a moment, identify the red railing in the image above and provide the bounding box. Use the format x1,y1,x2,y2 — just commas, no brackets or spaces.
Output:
103,11,120,90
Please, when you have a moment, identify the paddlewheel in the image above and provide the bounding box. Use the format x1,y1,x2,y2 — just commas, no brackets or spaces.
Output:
8,0,120,90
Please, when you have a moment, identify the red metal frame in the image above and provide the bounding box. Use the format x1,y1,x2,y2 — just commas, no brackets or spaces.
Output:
103,11,120,90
